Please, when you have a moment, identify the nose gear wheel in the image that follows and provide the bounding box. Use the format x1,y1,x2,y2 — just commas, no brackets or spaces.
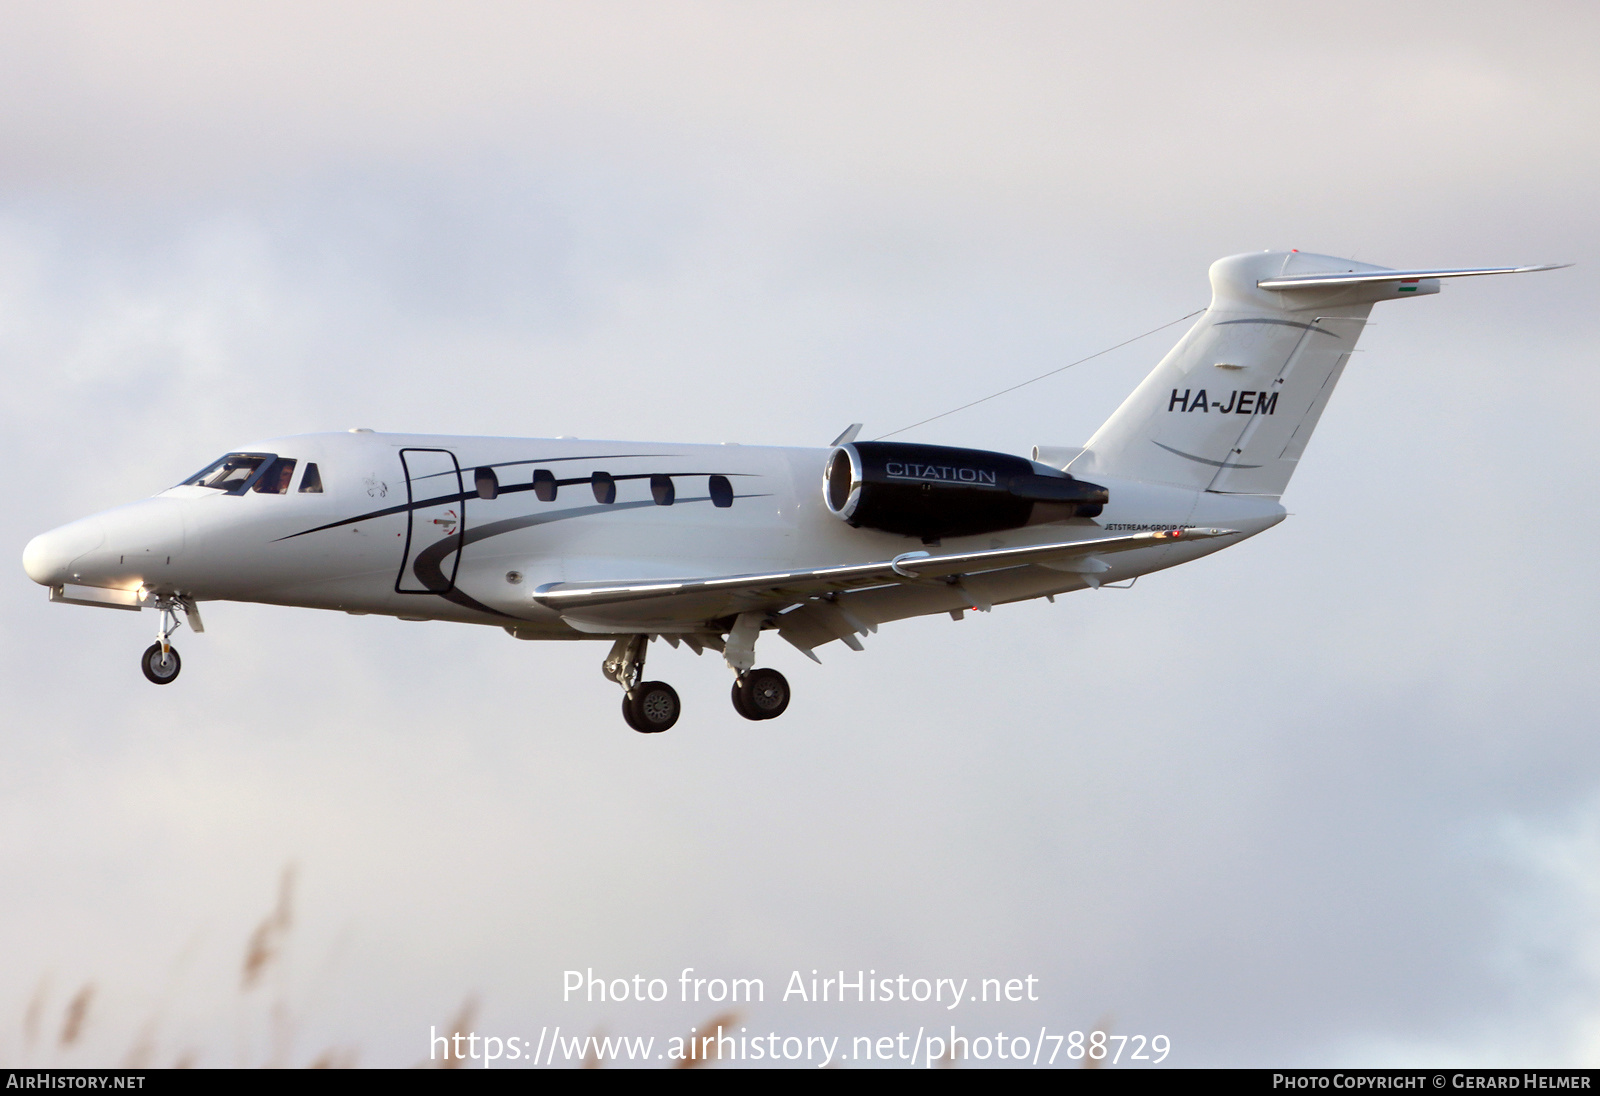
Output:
141,642,181,684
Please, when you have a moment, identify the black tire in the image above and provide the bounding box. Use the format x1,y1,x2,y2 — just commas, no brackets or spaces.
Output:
735,668,789,720
141,643,181,685
731,679,761,721
621,692,645,732
625,681,681,733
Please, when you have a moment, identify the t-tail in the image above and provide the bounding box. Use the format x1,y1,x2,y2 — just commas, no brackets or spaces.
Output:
1069,251,1564,497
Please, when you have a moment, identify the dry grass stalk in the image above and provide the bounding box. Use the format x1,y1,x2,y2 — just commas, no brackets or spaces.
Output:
122,1020,157,1068
121,931,206,1069
22,978,48,1052
12,869,373,1071
309,1046,358,1068
59,984,94,1048
1081,1013,1115,1069
242,865,296,991
426,996,478,1070
267,999,294,1070
672,1011,740,1069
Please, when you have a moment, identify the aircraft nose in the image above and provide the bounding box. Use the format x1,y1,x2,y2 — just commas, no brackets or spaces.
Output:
22,517,106,586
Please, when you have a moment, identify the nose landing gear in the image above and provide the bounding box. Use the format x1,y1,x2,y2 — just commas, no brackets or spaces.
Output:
140,594,201,685
141,642,181,684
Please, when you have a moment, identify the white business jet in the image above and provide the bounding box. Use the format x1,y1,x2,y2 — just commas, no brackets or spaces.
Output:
22,251,1562,732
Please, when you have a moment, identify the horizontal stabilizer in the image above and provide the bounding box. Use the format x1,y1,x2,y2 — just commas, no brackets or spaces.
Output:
1258,264,1568,289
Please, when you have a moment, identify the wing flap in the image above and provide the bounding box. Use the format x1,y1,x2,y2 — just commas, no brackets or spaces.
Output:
534,527,1239,627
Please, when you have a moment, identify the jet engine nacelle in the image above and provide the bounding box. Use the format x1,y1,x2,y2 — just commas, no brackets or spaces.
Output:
823,441,1108,540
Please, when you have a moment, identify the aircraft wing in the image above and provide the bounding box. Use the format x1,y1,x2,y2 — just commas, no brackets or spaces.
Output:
532,527,1239,635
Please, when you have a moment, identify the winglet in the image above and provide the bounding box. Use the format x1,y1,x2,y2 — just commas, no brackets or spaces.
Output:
829,423,863,446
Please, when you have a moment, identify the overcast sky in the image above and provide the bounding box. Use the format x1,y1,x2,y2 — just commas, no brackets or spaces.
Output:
2,0,1598,1068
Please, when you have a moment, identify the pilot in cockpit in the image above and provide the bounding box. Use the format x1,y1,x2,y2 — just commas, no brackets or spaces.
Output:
267,461,295,494
250,458,297,495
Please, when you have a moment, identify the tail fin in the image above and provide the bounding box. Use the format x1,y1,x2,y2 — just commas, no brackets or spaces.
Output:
1070,251,1562,497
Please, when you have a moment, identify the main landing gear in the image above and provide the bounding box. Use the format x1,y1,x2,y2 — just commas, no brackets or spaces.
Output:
139,595,202,686
731,667,790,721
604,635,681,734
624,681,682,734
721,611,788,722
601,617,793,732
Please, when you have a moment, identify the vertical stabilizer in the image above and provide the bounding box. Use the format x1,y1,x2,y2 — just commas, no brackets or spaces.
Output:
1072,251,1435,497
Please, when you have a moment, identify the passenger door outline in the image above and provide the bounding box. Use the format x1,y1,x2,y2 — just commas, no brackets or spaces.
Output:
396,448,467,594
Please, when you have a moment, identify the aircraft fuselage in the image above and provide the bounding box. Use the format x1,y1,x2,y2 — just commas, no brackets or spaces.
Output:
23,429,1285,638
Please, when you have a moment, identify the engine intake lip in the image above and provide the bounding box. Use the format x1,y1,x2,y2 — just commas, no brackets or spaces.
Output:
823,440,1106,538
824,444,863,520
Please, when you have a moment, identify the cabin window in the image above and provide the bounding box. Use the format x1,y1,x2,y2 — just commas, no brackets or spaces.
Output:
650,474,675,506
533,469,557,502
252,457,297,494
298,463,324,493
591,471,616,505
475,466,499,500
709,475,734,508
180,453,275,495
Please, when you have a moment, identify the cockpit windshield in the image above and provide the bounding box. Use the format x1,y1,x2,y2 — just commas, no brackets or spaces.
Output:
251,457,297,494
180,453,277,495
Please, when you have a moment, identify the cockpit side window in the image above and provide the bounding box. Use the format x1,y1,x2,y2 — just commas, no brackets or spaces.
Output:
298,463,324,493
181,453,276,495
252,457,298,494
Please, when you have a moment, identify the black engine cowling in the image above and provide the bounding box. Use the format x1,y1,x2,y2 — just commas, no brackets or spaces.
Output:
823,441,1108,539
